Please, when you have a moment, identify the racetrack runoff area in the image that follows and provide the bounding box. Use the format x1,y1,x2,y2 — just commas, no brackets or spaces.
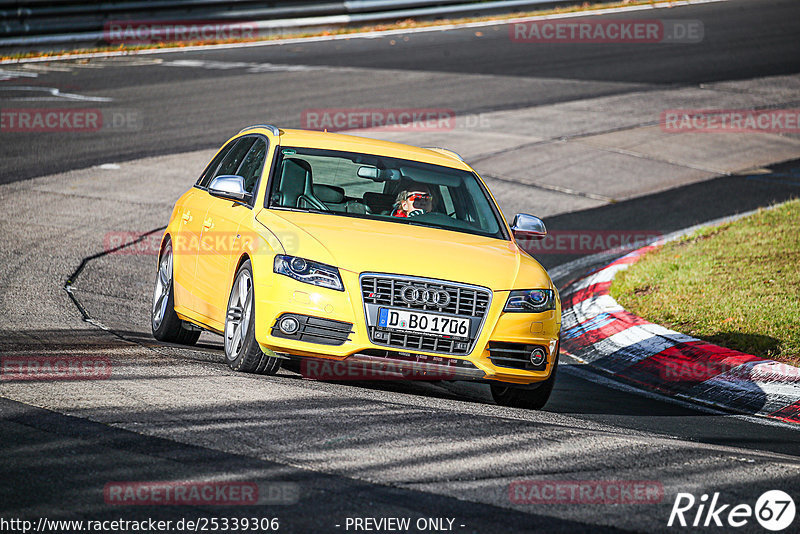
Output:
2,0,800,529
1,69,800,531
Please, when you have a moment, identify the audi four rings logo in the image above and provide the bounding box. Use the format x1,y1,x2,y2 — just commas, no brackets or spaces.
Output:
400,285,451,307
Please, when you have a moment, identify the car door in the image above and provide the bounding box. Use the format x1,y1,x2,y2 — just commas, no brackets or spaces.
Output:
171,141,236,315
194,135,267,326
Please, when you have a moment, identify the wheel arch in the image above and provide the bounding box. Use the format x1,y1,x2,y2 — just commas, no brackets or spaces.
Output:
158,231,171,258
234,252,252,277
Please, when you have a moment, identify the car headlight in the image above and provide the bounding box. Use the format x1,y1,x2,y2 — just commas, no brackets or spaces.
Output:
504,289,555,313
273,255,344,291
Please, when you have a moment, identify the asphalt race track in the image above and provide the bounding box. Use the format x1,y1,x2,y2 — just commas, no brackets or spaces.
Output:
1,0,800,532
3,0,800,184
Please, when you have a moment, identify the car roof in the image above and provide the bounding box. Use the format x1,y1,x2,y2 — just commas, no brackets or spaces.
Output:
241,127,472,171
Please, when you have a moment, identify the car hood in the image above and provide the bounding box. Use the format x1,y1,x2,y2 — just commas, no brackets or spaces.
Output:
256,209,552,290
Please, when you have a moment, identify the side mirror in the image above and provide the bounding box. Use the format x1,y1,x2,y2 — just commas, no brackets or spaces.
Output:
511,213,546,240
208,175,249,202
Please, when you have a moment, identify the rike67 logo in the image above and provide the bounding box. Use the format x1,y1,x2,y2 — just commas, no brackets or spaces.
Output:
668,490,795,531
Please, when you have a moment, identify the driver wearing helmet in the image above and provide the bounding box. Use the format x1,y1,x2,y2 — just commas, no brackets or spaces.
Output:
392,187,433,218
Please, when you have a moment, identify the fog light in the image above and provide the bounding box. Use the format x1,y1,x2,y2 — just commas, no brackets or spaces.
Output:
279,316,300,335
529,347,546,366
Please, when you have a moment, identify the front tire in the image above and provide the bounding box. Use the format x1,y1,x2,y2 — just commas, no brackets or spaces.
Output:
491,346,559,410
224,260,282,375
152,238,201,345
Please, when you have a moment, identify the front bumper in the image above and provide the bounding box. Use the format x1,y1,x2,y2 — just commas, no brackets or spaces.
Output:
253,269,561,385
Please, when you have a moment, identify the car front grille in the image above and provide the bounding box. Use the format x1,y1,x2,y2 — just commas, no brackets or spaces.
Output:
361,274,492,355
361,276,491,316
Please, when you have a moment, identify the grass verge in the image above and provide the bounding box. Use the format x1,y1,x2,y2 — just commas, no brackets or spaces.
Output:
610,199,800,367
4,0,676,62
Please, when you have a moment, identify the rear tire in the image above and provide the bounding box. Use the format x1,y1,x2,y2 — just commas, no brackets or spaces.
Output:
151,238,201,345
491,345,559,410
224,260,282,375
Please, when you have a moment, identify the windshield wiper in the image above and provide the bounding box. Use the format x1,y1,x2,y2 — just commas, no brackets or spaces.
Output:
406,220,450,231
273,206,331,215
406,219,492,238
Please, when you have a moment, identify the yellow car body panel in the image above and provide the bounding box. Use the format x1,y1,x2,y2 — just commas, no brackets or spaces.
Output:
161,126,561,386
194,197,250,323
171,187,214,317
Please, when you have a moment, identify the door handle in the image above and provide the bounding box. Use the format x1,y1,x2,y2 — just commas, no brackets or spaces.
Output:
181,212,192,223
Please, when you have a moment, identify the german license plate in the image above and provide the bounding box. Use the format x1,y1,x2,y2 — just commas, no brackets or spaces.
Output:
377,308,469,340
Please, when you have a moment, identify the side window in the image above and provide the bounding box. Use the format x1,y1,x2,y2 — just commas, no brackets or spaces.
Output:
439,185,455,216
236,138,268,195
215,137,257,178
197,140,236,188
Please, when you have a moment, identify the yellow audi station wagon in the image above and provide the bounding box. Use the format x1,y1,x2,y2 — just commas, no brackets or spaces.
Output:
152,125,561,408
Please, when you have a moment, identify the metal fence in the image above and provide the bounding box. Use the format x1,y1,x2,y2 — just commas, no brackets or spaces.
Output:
0,0,582,47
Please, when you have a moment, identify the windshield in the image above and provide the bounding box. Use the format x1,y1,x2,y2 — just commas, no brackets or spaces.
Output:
266,147,507,239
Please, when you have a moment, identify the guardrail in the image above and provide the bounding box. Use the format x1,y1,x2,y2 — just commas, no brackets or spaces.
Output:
0,0,589,48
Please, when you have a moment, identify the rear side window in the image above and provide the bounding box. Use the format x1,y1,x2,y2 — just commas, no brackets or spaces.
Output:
216,137,257,178
197,140,236,188
438,184,455,216
197,136,262,189
237,138,268,194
